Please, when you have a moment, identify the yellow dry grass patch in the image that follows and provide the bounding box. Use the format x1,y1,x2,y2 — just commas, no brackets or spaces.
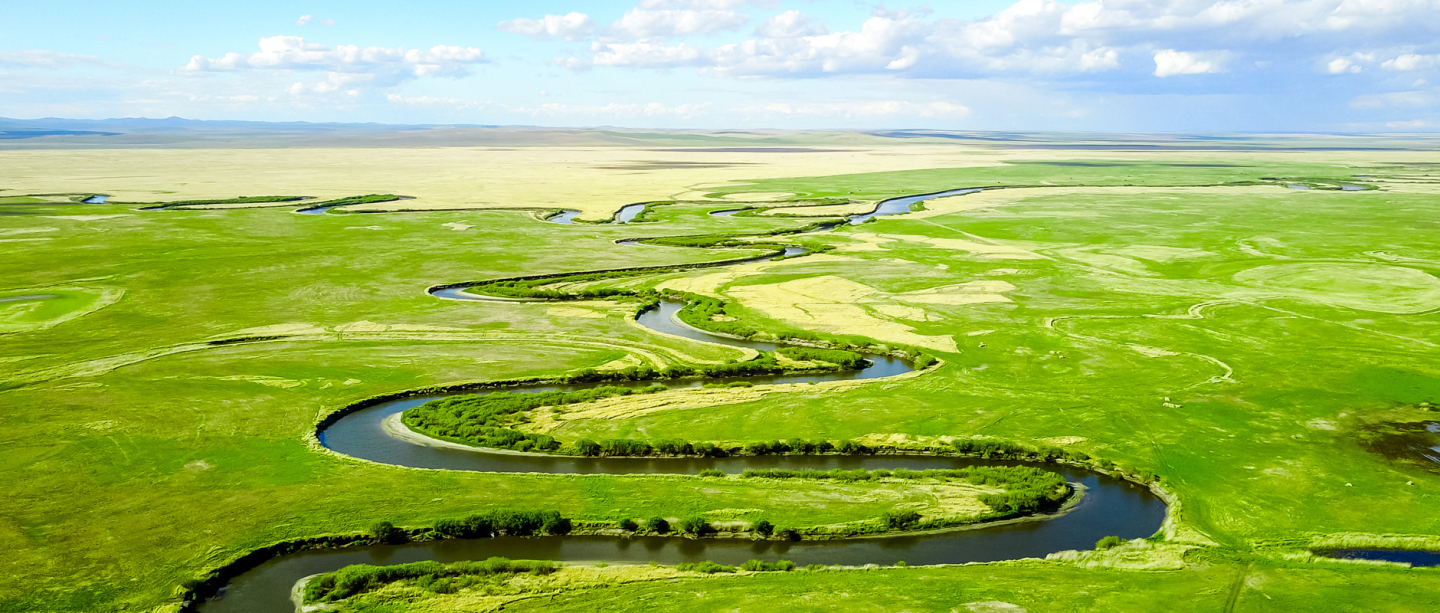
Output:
873,233,1045,260
42,214,132,221
199,375,306,389
0,227,58,236
1111,245,1217,262
725,274,1021,352
546,305,608,319
654,253,857,296
760,201,874,217
334,321,467,333
1128,344,1179,358
721,191,794,201
0,144,1001,220
731,282,955,352
343,565,688,613
1038,436,1089,446
531,386,773,431
595,354,643,371
928,482,1005,518
911,184,1307,221
227,323,328,337
1045,540,1191,570
871,304,929,321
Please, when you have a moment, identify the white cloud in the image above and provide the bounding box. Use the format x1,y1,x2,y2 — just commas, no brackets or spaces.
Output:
606,9,750,41
1328,57,1360,73
556,0,1440,81
591,41,706,68
498,13,595,41
295,15,313,26
0,49,109,68
1350,89,1438,108
739,100,970,118
1326,52,1376,74
1385,119,1430,128
522,101,713,118
183,36,485,88
1153,50,1225,77
639,0,751,9
757,10,827,38
1382,54,1439,71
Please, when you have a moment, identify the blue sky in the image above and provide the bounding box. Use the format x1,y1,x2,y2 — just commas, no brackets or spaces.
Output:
3,0,1438,131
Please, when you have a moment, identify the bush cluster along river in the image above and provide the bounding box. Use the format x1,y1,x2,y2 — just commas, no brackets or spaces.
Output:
201,187,1175,611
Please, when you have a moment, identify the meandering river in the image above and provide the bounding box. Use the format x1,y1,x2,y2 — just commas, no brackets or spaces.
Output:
197,185,1169,612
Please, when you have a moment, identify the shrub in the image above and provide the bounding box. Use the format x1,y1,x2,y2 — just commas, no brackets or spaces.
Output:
745,441,773,455
541,514,572,536
777,346,868,369
741,559,796,572
575,439,600,456
404,387,664,452
304,557,556,603
370,520,405,544
777,528,800,541
654,438,694,455
677,561,736,574
882,510,922,530
431,510,570,539
1096,536,1123,550
618,518,638,531
599,439,652,456
751,519,774,536
645,517,670,534
677,515,712,535
694,442,728,457
698,469,725,478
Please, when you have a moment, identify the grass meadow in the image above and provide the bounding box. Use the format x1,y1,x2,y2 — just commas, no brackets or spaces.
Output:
1,142,1438,611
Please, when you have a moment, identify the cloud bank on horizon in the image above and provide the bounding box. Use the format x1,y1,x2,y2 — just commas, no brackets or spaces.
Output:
2,0,1438,131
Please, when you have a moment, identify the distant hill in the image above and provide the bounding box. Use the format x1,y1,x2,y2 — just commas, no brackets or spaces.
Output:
2,117,1437,150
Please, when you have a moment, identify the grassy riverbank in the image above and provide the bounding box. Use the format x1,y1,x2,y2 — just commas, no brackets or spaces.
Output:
2,140,1439,611
300,553,1440,613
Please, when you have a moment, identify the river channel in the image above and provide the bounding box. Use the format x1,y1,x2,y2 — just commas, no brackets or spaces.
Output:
198,185,1167,611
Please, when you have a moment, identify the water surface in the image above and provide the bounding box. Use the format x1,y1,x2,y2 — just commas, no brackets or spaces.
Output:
614,203,648,223
848,188,981,225
201,458,1164,613
546,209,581,224
1324,549,1440,567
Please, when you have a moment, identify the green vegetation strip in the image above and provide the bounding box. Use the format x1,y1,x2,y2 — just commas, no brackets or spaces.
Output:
305,557,558,604
741,466,1069,517
132,195,308,208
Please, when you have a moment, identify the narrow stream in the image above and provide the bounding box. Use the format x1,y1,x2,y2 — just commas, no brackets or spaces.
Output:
296,197,412,215
848,188,981,225
614,203,648,223
1323,549,1440,567
546,209,581,224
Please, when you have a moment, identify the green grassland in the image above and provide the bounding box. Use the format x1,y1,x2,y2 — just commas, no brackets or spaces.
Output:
1,151,1438,611
328,556,1440,613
